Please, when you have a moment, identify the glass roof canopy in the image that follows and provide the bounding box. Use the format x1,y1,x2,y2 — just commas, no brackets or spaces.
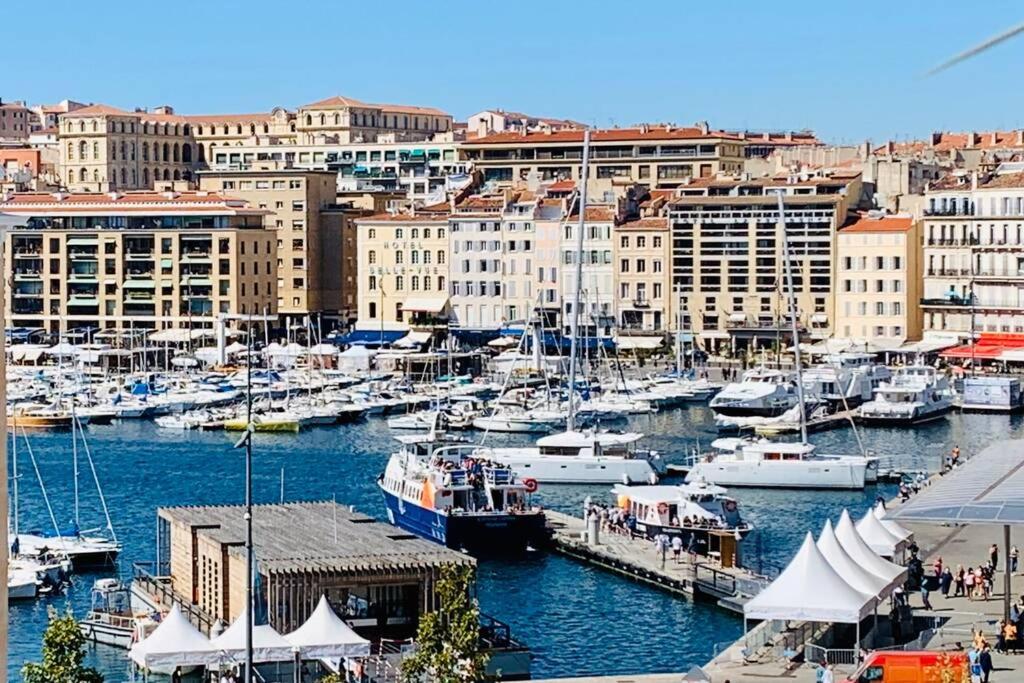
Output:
889,440,1024,525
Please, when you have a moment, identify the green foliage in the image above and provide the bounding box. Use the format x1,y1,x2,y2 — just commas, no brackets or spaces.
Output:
22,606,104,683
401,565,489,683
320,674,345,683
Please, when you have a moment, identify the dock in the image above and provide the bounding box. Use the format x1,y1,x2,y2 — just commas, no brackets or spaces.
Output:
545,510,768,613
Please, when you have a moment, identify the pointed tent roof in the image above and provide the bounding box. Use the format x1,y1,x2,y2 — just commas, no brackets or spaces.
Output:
210,606,294,663
285,595,371,658
744,532,874,623
129,604,216,669
817,519,893,599
874,503,913,541
835,510,907,584
856,507,907,557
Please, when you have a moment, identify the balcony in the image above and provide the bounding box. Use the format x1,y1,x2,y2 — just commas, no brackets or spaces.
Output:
920,296,973,308
923,208,973,217
124,291,155,302
926,268,972,277
632,298,651,308
12,301,43,315
12,250,42,258
926,238,977,247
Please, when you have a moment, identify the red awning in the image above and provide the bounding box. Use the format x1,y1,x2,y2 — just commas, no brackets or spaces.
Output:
940,332,1024,360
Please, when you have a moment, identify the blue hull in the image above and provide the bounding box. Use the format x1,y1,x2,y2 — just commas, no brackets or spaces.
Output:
380,489,548,554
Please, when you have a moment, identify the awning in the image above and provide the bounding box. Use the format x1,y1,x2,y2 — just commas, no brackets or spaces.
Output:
68,297,98,305
335,329,407,346
727,313,747,323
66,237,98,246
401,296,449,313
941,333,1024,360
811,313,829,324
615,335,665,350
68,277,98,283
148,329,214,343
894,333,962,355
180,277,212,286
123,280,156,289
160,258,173,268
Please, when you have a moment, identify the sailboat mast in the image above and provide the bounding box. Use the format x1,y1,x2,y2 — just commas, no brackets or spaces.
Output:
244,313,255,683
566,129,592,433
72,399,80,526
776,192,808,444
11,427,18,538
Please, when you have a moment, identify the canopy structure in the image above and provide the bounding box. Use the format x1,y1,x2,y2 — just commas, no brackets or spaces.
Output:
615,335,665,351
487,336,519,349
334,329,407,346
130,604,215,670
393,330,433,349
308,343,340,357
744,532,875,623
834,510,907,585
873,504,912,542
401,296,448,314
149,328,214,343
285,595,371,658
817,520,893,600
856,508,906,557
210,607,295,663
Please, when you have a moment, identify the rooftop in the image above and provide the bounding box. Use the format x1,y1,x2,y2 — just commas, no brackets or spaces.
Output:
0,191,265,216
159,501,473,574
463,126,741,146
840,213,915,233
617,217,669,231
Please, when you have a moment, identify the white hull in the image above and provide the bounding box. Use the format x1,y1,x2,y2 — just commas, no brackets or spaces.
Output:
8,573,38,600
79,619,134,648
687,459,867,489
481,449,659,484
472,417,555,433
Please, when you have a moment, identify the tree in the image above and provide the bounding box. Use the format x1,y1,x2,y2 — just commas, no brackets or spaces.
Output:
23,606,104,683
401,565,489,683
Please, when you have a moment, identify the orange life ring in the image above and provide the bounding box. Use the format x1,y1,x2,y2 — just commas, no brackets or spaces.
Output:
657,502,669,514
523,478,538,493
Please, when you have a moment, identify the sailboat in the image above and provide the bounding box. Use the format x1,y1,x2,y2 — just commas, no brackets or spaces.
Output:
686,193,878,490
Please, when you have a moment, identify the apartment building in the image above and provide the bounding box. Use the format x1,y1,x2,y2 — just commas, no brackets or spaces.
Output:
0,100,31,143
59,105,198,191
207,137,466,203
29,100,88,132
614,217,671,331
921,165,1024,336
355,207,450,331
561,205,616,335
0,191,275,334
834,213,921,345
460,124,746,188
296,96,453,145
667,171,861,351
197,165,353,325
466,109,584,138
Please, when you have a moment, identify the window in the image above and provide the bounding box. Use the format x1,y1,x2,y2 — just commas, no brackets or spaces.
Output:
875,302,885,315
653,236,662,248
620,259,629,273
412,276,420,291
437,250,445,264
368,228,376,239
620,236,629,248
636,259,646,273
653,259,662,273
395,251,404,264
893,302,902,315
369,301,377,318
637,236,646,248
396,276,404,291
396,228,404,239
893,256,902,269
368,250,376,265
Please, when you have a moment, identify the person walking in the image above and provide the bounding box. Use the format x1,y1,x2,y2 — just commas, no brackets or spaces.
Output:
955,565,966,597
990,543,1000,570
940,566,953,597
671,535,683,563
1012,545,1019,574
921,582,933,610
965,567,976,601
979,645,993,683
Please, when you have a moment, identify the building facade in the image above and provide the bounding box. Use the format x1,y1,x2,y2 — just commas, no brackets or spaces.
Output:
667,171,861,351
197,165,354,325
834,213,922,345
0,100,31,143
0,191,275,334
461,125,746,188
296,96,453,145
921,166,1024,336
355,209,450,330
614,217,672,331
561,206,616,335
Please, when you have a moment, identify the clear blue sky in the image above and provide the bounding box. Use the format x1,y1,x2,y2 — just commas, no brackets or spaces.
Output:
6,1,1024,143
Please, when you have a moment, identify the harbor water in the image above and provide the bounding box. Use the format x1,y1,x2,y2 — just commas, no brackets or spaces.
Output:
7,407,1015,681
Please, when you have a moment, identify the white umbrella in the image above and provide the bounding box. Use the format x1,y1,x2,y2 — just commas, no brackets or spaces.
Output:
487,336,519,348
224,341,248,355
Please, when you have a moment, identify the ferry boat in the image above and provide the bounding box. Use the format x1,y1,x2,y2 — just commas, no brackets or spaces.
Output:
476,430,665,484
378,433,549,553
611,478,753,553
858,365,955,425
685,437,877,490
709,368,798,417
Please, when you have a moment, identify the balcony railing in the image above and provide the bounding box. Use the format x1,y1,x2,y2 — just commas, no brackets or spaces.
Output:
632,298,651,308
920,297,973,307
926,268,972,277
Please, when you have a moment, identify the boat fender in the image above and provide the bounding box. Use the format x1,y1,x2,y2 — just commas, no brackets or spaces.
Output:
522,478,538,493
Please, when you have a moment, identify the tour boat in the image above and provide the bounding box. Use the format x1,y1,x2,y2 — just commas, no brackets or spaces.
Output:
686,437,877,490
858,365,955,425
475,430,665,484
378,432,549,553
611,478,753,553
709,368,799,417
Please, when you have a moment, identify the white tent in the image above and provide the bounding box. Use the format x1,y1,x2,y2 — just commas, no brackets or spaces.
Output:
817,520,893,600
487,336,519,349
393,331,432,349
46,342,80,357
285,595,371,658
744,532,874,623
834,510,907,584
337,345,375,372
210,607,295,663
856,508,906,557
309,343,340,357
225,341,248,355
149,329,213,343
130,604,215,671
873,503,913,542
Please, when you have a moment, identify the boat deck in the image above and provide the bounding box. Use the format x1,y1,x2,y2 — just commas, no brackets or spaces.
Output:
545,510,768,612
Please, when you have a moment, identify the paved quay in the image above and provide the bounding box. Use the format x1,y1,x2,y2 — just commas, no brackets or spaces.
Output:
545,510,768,611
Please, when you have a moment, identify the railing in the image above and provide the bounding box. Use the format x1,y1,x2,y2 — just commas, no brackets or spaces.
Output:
132,561,215,634
804,643,858,667
920,297,973,307
926,268,971,276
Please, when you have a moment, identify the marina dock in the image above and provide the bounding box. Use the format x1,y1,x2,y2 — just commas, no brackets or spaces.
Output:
545,510,768,613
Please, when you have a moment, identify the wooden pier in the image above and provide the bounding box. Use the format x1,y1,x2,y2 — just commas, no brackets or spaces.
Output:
544,510,768,614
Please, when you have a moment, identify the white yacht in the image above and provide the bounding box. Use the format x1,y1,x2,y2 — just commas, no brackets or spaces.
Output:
686,437,877,490
8,568,39,600
476,430,665,484
859,365,955,425
801,353,892,410
709,368,798,417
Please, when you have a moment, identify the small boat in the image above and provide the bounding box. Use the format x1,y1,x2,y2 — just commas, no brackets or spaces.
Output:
859,366,955,425
8,568,39,601
223,413,301,433
16,531,122,569
8,404,73,430
471,412,560,433
79,579,157,649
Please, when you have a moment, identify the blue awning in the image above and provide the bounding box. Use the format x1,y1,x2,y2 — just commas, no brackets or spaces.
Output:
334,329,406,346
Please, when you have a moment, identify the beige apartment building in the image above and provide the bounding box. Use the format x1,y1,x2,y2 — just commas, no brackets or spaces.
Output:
197,165,356,325
667,171,862,351
614,217,672,331
460,124,746,188
355,207,450,332
834,213,922,345
0,100,31,143
296,96,452,145
0,191,276,334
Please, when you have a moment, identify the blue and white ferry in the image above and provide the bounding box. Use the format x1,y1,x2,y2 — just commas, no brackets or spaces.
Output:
378,432,549,553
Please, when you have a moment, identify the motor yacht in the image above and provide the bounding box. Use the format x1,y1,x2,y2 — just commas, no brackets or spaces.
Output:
709,367,799,417
858,365,955,425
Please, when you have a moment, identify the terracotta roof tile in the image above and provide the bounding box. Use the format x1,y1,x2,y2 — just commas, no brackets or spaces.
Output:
617,217,669,231
841,214,914,233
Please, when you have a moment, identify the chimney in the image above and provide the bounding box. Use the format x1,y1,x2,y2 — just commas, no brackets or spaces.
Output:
1017,130,1024,146
739,131,746,140
886,141,895,155
785,131,793,142
968,131,979,147
971,171,979,190
991,132,999,146
931,132,942,147
696,120,710,135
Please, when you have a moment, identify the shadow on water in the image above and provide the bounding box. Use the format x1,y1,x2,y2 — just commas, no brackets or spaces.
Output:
7,408,1023,680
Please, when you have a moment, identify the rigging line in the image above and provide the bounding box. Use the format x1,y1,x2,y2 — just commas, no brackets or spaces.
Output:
19,424,68,554
925,22,1024,77
74,414,118,544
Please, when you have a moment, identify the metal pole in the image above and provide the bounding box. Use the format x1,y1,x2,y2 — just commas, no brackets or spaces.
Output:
566,129,591,433
1005,524,1012,624
245,313,254,683
776,192,808,444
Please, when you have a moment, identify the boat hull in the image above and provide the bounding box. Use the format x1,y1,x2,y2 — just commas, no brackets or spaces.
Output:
471,418,555,433
859,404,953,426
8,415,73,430
687,460,867,490
79,619,134,649
8,579,38,600
380,489,548,553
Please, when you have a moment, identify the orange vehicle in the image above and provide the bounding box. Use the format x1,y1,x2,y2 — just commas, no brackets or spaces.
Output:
842,650,969,683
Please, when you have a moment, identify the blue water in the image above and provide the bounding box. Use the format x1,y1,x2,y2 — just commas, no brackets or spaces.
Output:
8,408,1022,681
